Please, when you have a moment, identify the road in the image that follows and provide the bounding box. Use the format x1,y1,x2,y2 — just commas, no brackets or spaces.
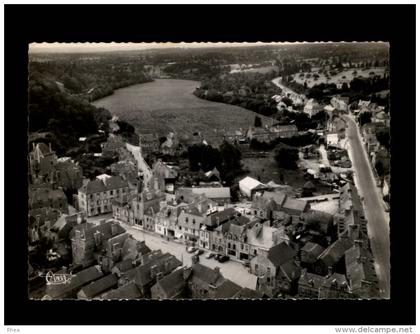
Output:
118,222,258,290
344,115,390,298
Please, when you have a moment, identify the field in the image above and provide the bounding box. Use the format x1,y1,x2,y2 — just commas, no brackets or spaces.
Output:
93,79,271,144
291,67,386,88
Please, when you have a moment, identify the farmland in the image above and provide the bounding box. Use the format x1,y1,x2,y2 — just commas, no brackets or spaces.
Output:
92,79,272,144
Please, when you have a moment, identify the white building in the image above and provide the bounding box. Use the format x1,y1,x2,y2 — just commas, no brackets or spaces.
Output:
239,176,268,198
303,99,323,118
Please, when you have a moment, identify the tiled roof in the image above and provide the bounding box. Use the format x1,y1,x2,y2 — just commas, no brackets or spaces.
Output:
299,269,324,289
70,220,126,242
79,273,118,299
100,282,142,299
206,208,237,227
267,242,297,267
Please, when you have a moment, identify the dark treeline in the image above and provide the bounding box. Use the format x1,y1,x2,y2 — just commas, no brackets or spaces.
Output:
187,141,243,185
29,54,152,101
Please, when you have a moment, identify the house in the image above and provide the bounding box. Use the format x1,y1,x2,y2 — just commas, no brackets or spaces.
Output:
361,123,380,154
133,252,182,297
100,281,143,299
139,133,159,156
313,234,353,276
301,242,326,269
246,127,274,143
297,269,325,298
268,124,298,138
303,99,323,118
78,176,130,217
382,175,390,198
177,205,207,244
29,142,57,181
326,133,340,147
70,220,126,267
239,176,269,198
324,105,337,119
372,111,390,127
318,272,352,299
345,244,379,298
252,190,309,217
152,159,178,193
150,267,187,299
327,116,347,138
204,167,222,183
188,264,240,299
155,200,188,238
233,287,263,299
130,188,166,229
330,96,349,113
161,132,180,155
251,242,300,297
77,273,119,299
45,265,104,299
179,187,231,205
29,187,69,214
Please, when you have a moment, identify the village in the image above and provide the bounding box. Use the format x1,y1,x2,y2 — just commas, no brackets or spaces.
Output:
27,61,390,300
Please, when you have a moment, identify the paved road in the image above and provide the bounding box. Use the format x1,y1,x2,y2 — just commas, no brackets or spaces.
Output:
118,222,258,290
344,115,390,298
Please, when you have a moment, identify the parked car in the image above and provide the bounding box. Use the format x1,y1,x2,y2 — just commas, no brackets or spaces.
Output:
195,249,204,256
187,246,197,253
205,252,215,259
218,255,230,263
191,254,199,263
242,260,250,267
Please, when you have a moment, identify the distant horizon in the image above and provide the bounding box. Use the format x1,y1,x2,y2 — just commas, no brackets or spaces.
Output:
28,42,300,54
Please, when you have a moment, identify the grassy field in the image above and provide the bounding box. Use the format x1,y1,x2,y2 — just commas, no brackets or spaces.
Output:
92,79,272,144
292,67,386,88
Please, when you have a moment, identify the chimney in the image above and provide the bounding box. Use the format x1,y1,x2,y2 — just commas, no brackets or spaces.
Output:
183,266,192,280
111,222,119,235
150,264,158,278
327,266,333,277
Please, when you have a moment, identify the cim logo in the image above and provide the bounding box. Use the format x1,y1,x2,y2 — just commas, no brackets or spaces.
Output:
39,271,75,285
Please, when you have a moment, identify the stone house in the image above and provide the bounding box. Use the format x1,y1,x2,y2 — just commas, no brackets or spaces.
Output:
250,242,300,297
78,176,130,217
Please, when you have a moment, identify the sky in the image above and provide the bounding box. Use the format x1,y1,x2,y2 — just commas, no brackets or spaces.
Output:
28,42,296,53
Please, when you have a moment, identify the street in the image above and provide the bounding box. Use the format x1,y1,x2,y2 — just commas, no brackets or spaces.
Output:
344,115,390,298
118,222,259,290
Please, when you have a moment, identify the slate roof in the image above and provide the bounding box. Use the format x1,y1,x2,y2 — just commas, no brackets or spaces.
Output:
191,263,224,286
345,245,378,291
79,176,128,195
282,197,309,213
190,187,231,199
206,208,238,227
79,273,118,299
134,253,182,287
100,282,142,299
317,236,354,267
301,242,325,263
70,220,126,242
298,269,325,289
233,287,263,299
152,268,186,298
267,242,297,267
46,265,104,299
213,279,242,299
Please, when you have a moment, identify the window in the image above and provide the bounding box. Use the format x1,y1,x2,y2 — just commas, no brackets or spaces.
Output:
186,217,189,223
110,190,113,195
255,264,259,271
254,249,257,255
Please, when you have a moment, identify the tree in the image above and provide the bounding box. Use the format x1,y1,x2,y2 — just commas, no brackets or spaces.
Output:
254,116,262,127
274,143,299,169
359,112,372,126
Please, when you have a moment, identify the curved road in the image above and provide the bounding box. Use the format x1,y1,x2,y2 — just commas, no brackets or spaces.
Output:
344,115,390,298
